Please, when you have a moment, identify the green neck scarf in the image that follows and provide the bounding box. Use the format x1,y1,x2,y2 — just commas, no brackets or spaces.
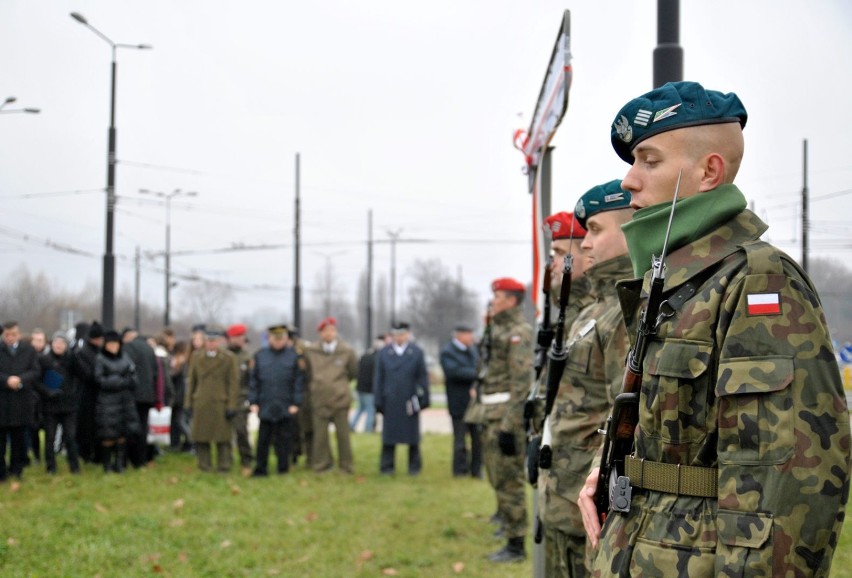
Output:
622,184,747,277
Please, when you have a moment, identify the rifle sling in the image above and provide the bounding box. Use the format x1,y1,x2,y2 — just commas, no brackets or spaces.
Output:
625,456,717,498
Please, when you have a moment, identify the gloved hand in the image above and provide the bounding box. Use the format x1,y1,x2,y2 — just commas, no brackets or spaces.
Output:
185,408,193,420
498,431,517,456
375,405,384,415
47,389,63,399
225,409,237,420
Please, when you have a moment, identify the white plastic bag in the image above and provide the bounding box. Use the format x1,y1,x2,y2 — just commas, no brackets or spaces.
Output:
147,406,172,445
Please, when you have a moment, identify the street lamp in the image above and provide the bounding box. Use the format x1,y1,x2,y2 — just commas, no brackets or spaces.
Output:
0,96,40,115
70,11,151,330
139,188,198,327
138,189,198,327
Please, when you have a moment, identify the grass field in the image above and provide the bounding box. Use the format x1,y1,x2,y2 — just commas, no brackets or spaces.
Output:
0,433,532,578
3,432,852,577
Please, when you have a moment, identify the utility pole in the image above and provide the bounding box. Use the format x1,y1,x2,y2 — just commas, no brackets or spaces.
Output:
387,229,402,326
134,246,141,330
654,0,683,88
802,139,809,272
366,210,373,347
293,153,302,333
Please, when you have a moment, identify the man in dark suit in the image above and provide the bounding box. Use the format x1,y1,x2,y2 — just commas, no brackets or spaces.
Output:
0,321,41,481
121,327,159,467
439,325,481,478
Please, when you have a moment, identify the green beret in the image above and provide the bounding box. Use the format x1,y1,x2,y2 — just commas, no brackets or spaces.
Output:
611,81,747,164
574,180,630,229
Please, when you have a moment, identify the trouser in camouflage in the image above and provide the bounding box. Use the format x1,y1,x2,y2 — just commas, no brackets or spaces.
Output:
482,420,527,539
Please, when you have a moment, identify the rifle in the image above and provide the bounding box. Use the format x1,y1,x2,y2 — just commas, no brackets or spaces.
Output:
524,256,554,434
595,170,682,522
473,302,493,404
537,233,575,470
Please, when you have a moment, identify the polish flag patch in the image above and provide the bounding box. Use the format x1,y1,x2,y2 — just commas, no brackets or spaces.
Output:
510,335,522,344
747,293,781,316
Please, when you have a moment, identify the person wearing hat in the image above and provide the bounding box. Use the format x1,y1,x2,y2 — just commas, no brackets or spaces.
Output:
0,321,41,481
577,82,850,576
185,326,240,473
226,323,254,476
74,321,104,463
374,321,430,476
94,329,142,473
472,278,533,563
248,324,305,476
36,331,83,474
536,181,634,577
439,324,482,478
302,317,359,474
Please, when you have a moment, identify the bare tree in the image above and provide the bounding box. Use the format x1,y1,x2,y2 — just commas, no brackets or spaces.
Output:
181,280,235,326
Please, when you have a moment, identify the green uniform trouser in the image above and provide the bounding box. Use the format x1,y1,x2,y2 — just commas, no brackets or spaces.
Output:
482,420,527,539
544,525,587,578
196,441,232,473
231,409,253,468
311,407,353,473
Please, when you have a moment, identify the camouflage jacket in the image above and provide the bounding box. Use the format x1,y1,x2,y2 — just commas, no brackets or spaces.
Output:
539,253,632,532
593,209,850,577
228,345,253,406
480,305,534,432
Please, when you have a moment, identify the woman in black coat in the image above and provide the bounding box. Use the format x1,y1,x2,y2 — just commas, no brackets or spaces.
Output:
94,331,141,472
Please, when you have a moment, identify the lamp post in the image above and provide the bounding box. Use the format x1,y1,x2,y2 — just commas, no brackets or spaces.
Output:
71,12,151,330
0,96,40,115
139,189,198,327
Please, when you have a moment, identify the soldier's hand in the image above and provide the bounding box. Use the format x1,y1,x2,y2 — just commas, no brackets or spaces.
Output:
578,467,602,549
497,431,517,456
225,409,237,420
288,405,299,415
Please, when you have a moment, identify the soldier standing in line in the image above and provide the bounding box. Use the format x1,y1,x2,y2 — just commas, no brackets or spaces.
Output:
185,326,239,473
578,81,850,576
302,317,359,474
537,182,633,577
474,278,534,563
226,323,254,477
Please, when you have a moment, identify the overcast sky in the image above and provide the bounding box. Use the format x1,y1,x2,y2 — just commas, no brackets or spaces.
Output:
2,0,850,327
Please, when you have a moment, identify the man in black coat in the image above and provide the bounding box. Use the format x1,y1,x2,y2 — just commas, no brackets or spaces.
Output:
374,322,430,476
121,327,159,467
0,321,41,481
75,321,104,463
439,325,482,478
37,332,82,474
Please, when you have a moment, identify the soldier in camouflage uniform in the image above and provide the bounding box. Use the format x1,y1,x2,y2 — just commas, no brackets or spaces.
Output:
226,324,254,477
538,182,633,578
476,277,534,563
578,81,850,577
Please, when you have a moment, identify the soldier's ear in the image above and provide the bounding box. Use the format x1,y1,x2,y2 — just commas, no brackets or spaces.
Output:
697,153,725,192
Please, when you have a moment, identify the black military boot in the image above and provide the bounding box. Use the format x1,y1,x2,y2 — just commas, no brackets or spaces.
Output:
488,537,526,563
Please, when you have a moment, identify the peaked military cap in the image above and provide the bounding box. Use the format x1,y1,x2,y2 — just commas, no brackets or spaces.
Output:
267,323,289,336
204,325,226,338
574,180,631,229
611,81,748,163
390,321,410,333
544,212,586,240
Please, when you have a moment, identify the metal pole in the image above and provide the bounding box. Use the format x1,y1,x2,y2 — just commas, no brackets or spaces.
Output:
366,209,373,347
293,153,302,332
103,50,118,329
387,229,402,326
653,0,683,88
134,245,141,330
802,139,809,272
164,196,172,327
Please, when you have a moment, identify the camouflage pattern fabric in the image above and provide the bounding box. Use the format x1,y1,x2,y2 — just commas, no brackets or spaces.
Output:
483,421,528,539
544,524,588,578
479,305,533,539
538,254,633,575
591,209,850,577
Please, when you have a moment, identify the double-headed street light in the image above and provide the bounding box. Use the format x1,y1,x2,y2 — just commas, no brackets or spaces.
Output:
139,188,198,327
0,96,40,115
71,11,151,330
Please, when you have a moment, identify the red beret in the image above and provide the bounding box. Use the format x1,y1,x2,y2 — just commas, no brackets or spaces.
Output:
316,316,337,331
543,212,586,240
225,323,247,338
491,277,526,293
